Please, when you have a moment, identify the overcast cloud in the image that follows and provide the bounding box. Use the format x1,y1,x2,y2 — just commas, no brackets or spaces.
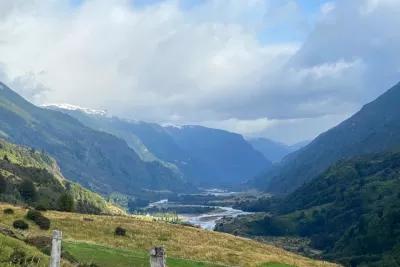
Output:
0,0,399,144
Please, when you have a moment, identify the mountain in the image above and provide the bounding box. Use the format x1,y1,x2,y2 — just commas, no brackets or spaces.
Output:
247,137,308,162
0,82,190,196
0,138,122,214
254,82,400,193
165,125,271,187
222,152,400,266
44,106,271,188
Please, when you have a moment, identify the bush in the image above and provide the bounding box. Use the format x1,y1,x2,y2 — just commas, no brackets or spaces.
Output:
13,220,29,230
26,209,42,221
35,215,51,230
115,226,126,236
3,208,14,214
26,209,51,230
58,193,75,212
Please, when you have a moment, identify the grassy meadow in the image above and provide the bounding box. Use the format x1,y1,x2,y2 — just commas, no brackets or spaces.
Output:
0,203,339,267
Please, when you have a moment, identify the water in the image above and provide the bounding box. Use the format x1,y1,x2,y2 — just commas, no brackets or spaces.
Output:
180,206,251,230
148,195,251,230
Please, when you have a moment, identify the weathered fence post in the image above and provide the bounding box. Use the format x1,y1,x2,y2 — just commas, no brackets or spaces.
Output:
50,230,62,267
149,247,166,267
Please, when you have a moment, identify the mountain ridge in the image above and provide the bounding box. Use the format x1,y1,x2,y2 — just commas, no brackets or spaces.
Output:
0,82,191,196
253,81,400,193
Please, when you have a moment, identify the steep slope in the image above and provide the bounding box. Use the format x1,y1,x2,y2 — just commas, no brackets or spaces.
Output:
165,125,271,187
0,139,121,214
42,107,186,175
256,82,400,193
279,151,400,267
0,82,189,195
44,108,270,188
248,138,308,162
219,152,400,266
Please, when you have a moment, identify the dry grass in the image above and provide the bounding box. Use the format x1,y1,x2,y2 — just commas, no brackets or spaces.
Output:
0,203,340,267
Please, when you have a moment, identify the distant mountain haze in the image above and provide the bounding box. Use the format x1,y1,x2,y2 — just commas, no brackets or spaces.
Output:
252,81,400,193
45,106,272,188
165,125,271,187
247,137,308,162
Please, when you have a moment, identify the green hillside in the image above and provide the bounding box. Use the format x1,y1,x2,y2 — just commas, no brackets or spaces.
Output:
252,82,400,193
220,152,400,266
0,82,190,196
0,138,122,214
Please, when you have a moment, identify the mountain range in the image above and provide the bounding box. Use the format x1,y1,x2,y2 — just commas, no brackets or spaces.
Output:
45,105,271,188
0,82,190,196
0,81,275,197
252,82,400,193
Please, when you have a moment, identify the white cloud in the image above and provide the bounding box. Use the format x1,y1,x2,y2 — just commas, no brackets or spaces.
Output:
0,0,399,143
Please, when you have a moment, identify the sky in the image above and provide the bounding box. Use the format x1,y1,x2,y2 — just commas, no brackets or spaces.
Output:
0,0,399,144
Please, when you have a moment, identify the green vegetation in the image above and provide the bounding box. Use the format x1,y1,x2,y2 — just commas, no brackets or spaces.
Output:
13,219,29,230
0,138,122,215
0,204,337,267
253,82,400,193
0,233,50,267
0,82,190,196
26,210,51,230
221,152,400,266
63,241,225,267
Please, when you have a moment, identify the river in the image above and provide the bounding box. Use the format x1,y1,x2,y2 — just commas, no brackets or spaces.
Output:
148,194,251,230
180,206,252,230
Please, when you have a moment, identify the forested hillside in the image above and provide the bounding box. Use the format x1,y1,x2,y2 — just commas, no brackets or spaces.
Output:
219,151,400,266
0,82,190,195
252,82,400,193
0,139,121,214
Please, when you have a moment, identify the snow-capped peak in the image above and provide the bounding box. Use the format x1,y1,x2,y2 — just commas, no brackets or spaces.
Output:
42,103,108,116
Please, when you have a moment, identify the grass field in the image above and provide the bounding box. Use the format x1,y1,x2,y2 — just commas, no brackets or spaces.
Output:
0,203,339,267
63,241,224,267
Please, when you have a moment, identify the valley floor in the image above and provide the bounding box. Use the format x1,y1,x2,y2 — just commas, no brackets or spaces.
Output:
0,203,338,267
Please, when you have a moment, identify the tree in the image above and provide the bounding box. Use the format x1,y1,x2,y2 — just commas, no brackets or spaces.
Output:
58,193,75,212
19,180,37,202
0,174,6,193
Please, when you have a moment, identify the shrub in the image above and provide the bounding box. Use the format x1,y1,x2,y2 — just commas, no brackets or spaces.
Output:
35,215,51,230
26,209,42,221
115,226,126,236
26,209,51,230
3,208,14,214
13,220,29,230
58,193,75,212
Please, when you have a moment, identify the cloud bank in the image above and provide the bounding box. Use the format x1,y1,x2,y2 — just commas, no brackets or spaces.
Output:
0,0,399,143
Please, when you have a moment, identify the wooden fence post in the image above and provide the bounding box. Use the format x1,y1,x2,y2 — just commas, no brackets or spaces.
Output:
50,230,62,267
149,247,166,267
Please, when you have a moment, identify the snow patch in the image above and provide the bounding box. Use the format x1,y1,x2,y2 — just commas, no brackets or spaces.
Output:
42,103,108,116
